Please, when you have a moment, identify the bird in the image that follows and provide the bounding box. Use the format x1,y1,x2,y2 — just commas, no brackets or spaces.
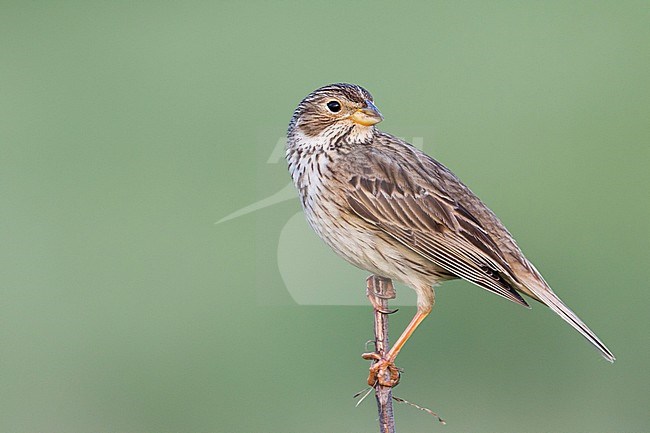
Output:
285,83,615,386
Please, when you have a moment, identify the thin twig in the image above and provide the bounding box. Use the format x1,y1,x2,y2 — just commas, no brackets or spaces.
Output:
392,396,446,425
353,386,374,407
366,275,397,433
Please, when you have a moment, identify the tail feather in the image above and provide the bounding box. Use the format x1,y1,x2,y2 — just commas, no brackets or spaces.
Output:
520,271,615,362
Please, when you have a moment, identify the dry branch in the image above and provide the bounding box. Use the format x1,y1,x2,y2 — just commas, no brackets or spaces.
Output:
366,275,397,433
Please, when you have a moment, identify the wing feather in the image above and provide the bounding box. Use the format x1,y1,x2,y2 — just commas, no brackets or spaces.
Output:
346,175,529,307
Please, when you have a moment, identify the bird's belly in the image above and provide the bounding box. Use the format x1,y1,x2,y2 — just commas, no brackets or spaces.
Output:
304,197,450,288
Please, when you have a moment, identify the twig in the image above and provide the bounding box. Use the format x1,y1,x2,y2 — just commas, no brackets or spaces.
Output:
353,386,374,408
393,396,446,425
366,275,397,433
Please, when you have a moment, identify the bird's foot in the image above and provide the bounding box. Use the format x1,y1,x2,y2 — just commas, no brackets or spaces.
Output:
365,276,398,314
361,352,401,387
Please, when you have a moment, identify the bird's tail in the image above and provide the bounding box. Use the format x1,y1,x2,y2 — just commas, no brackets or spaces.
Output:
519,266,615,363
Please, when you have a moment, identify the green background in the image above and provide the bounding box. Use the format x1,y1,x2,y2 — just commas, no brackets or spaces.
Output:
2,1,649,432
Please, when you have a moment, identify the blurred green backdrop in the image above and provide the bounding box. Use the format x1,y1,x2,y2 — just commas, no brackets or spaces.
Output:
2,1,649,432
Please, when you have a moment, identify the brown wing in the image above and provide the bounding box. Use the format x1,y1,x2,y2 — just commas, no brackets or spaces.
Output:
340,136,614,361
346,172,530,308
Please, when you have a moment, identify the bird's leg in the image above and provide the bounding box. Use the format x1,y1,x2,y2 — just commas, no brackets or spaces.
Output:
365,275,398,314
385,308,430,363
363,308,430,387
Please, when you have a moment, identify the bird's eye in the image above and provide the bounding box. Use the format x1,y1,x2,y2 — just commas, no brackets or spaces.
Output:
326,100,341,113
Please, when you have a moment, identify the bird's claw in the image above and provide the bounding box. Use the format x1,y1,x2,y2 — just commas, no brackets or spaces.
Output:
361,351,381,361
365,276,398,315
361,353,401,387
366,294,399,315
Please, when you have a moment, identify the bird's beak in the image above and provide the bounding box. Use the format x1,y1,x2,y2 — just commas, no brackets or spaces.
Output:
350,100,383,126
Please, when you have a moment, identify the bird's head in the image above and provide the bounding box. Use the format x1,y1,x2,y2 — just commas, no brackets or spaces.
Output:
288,83,383,146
